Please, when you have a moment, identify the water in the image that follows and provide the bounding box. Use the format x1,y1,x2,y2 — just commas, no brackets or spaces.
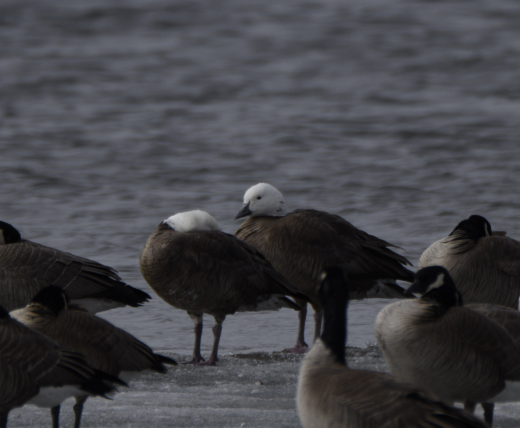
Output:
1,0,520,425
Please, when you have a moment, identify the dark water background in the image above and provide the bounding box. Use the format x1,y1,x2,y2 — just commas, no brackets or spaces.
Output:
1,0,519,354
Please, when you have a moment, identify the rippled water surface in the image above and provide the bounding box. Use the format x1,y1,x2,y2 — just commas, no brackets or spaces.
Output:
1,0,520,355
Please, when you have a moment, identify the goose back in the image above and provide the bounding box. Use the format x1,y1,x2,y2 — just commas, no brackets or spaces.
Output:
375,298,520,403
140,223,304,317
419,227,520,308
236,209,414,307
0,235,150,312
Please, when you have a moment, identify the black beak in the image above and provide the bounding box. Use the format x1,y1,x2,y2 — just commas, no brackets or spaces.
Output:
235,203,252,220
403,282,422,298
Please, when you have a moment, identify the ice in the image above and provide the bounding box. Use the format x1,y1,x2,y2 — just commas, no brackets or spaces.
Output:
8,347,519,428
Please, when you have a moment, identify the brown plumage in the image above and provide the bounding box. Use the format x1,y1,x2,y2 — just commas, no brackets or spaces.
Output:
0,305,116,428
418,215,520,308
11,286,176,428
376,266,520,427
139,210,306,365
0,221,150,313
235,183,414,351
297,268,487,428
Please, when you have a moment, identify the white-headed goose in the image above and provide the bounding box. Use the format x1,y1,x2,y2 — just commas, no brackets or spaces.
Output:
375,266,520,427
418,215,520,308
139,210,308,365
0,305,119,428
11,286,177,428
0,221,150,313
234,183,414,352
296,267,487,428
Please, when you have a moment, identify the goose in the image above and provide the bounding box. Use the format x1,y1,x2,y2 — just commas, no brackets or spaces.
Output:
0,305,119,428
418,215,520,308
139,210,308,365
234,183,415,352
375,265,520,427
296,267,487,428
11,286,177,428
0,221,151,313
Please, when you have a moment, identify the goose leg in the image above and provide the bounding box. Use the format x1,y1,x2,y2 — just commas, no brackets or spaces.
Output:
464,400,477,414
482,402,494,427
313,310,323,343
0,412,8,428
284,300,309,353
185,313,205,364
198,316,225,366
73,396,88,428
51,405,60,428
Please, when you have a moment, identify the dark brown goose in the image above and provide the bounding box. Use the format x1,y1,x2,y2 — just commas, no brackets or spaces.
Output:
418,215,520,308
139,210,308,365
11,286,177,428
0,305,117,428
234,183,414,352
296,268,487,428
375,266,520,427
0,221,150,313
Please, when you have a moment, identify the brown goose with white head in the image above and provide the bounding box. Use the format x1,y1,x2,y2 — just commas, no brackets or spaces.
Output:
139,210,308,365
418,214,520,308
234,183,415,352
0,221,150,313
296,267,487,428
11,286,177,428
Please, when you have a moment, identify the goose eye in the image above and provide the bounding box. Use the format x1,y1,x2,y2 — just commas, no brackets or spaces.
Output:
257,196,262,200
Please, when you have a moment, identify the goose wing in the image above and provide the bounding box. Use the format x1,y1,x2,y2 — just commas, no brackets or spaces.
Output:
0,240,149,311
323,368,486,427
235,210,414,299
40,308,174,375
468,303,520,342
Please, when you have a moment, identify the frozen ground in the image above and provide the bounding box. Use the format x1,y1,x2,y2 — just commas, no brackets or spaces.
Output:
8,346,520,428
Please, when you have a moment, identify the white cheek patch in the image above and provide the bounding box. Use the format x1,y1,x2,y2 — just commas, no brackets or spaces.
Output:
426,273,445,292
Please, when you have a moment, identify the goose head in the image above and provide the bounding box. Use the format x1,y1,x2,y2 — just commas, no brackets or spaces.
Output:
450,215,492,241
405,266,463,308
163,210,221,233
31,286,69,316
235,183,287,219
0,221,21,245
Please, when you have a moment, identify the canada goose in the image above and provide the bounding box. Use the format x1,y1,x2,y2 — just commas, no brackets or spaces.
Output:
0,221,151,313
418,215,520,308
11,286,177,428
139,210,308,365
0,305,118,428
234,183,415,352
296,267,487,428
375,265,520,427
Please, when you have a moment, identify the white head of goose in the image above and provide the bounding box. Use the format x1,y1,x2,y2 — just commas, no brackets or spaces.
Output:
0,221,150,313
376,265,520,427
0,303,120,428
234,183,415,353
11,285,176,428
296,267,487,428
418,214,520,308
139,210,308,365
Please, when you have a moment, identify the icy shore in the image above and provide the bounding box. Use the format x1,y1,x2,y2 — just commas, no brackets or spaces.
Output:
8,347,519,428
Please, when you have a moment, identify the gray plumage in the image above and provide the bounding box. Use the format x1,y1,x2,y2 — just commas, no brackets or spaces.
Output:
0,221,150,313
11,286,176,428
418,215,520,308
0,306,115,428
139,210,306,365
375,266,520,426
297,268,487,428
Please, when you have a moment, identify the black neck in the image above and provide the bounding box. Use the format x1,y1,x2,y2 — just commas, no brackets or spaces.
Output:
319,269,349,365
423,279,463,309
